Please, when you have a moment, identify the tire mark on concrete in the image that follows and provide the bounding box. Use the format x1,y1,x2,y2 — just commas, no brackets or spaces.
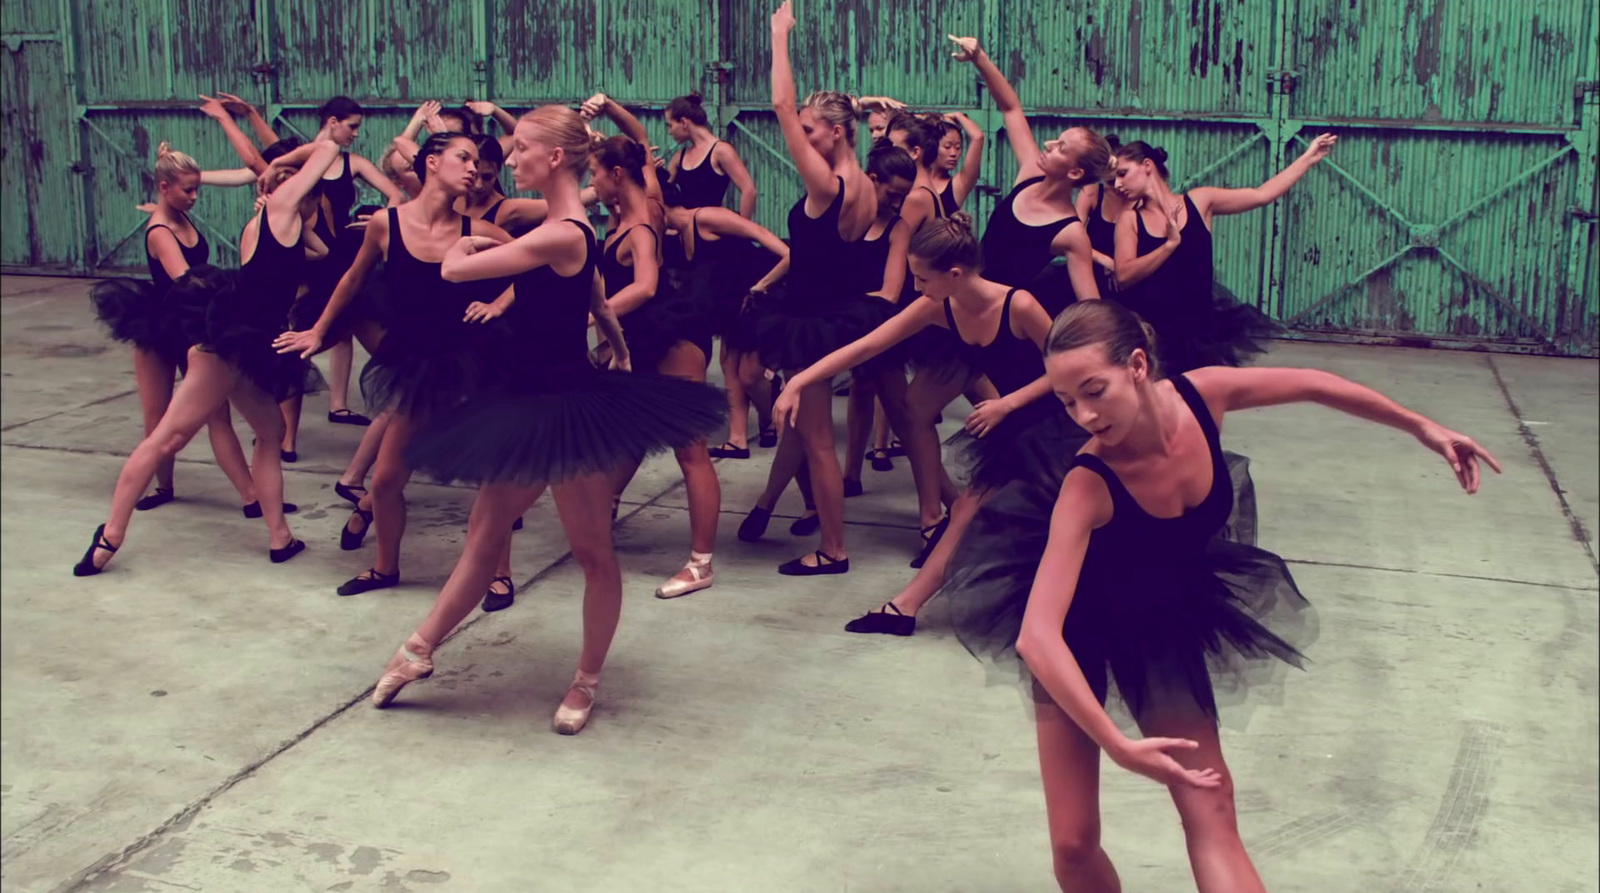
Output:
1392,721,1505,893
1252,802,1386,859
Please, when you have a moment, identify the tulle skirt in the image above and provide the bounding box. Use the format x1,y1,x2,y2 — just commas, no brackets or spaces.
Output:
946,403,1091,493
359,324,504,422
1118,281,1279,376
192,267,324,400
757,291,898,372
406,363,728,486
288,259,391,344
935,451,1314,727
620,289,714,374
90,278,190,369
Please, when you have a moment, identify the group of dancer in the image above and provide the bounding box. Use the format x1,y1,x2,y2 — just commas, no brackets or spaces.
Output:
72,7,1505,890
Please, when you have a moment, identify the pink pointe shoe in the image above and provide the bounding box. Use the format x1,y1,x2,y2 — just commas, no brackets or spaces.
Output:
552,670,601,735
655,556,714,599
372,634,435,708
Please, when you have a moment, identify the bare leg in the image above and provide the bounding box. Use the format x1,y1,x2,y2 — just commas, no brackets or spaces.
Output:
340,411,391,491
904,368,967,528
720,340,750,449
93,350,240,567
413,483,545,646
791,378,846,563
738,352,773,433
1136,702,1265,893
205,402,259,504
844,371,875,483
229,381,296,548
132,348,178,493
279,394,302,455
883,489,982,615
367,411,416,577
873,398,892,451
753,426,805,512
661,343,720,555
1035,684,1122,892
328,336,354,413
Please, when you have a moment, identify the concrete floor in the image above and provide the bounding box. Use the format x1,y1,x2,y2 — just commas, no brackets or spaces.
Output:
2,273,1596,893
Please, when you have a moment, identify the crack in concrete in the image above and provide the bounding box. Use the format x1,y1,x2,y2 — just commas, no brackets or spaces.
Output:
1,389,142,434
1486,356,1599,577
1284,557,1598,593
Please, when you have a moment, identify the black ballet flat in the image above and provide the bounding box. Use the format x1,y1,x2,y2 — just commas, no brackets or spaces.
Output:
708,441,752,459
281,450,298,463
885,439,907,459
737,506,771,542
341,506,374,551
789,512,820,537
758,426,778,449
844,603,916,636
243,501,299,519
482,576,516,613
512,515,524,531
72,524,118,577
135,487,175,511
334,482,367,506
327,409,372,426
843,478,864,498
269,539,306,563
337,568,399,597
909,514,950,569
866,448,894,472
778,550,848,576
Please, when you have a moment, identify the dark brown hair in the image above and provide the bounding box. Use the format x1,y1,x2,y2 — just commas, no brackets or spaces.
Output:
908,212,982,271
593,134,647,186
666,92,709,127
1045,300,1162,377
1117,140,1170,180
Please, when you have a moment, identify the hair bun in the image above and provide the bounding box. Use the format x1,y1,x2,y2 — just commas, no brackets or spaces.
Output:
1151,146,1168,164
156,141,174,158
686,92,704,106
947,211,975,233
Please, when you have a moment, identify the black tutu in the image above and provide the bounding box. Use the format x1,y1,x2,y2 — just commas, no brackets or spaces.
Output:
906,322,973,385
1118,281,1279,376
757,292,898,372
359,325,506,421
90,278,189,368
288,260,392,344
936,450,1314,726
193,267,325,401
621,288,714,374
700,241,781,351
946,402,1091,493
406,366,728,486
720,283,774,353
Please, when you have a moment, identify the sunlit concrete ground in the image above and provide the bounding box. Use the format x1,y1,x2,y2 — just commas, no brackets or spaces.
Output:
3,274,1596,893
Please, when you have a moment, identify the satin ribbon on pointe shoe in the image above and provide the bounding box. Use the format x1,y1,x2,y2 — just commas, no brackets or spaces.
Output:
655,558,714,599
372,634,434,708
553,670,600,735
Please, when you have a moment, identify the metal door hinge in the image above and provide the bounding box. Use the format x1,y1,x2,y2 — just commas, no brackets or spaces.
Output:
1576,81,1599,101
706,61,735,84
251,61,278,80
1266,70,1299,94
70,161,92,175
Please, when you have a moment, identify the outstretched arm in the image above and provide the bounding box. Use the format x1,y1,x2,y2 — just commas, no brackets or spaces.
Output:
773,299,942,427
199,168,261,187
349,154,409,206
216,92,280,147
199,95,268,173
702,209,793,290
950,36,1039,183
771,2,842,203
1192,134,1337,219
273,209,384,358
1188,365,1503,493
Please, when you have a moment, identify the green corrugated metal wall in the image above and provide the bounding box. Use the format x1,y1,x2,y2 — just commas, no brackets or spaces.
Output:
3,0,1595,355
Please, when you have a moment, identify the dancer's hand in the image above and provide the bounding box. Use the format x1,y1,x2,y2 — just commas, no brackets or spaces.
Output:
609,348,631,372
273,328,323,359
1109,737,1222,789
197,95,230,120
454,235,500,256
1163,202,1183,246
463,301,503,323
579,93,608,120
772,380,801,430
948,35,981,62
1303,133,1338,162
964,398,1012,437
1415,422,1501,494
465,100,497,117
215,91,256,117
411,100,441,128
771,1,796,34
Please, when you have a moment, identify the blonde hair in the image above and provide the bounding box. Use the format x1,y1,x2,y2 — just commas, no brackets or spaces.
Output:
908,212,981,271
801,91,860,145
1062,127,1112,187
154,141,200,184
519,105,592,175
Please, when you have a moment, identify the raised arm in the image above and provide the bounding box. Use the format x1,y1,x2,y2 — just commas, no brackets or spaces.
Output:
216,92,280,147
199,168,260,187
1188,365,1502,493
581,94,664,202
399,101,440,144
265,140,343,221
947,112,986,206
1192,134,1337,219
441,220,585,283
700,209,792,289
467,100,518,135
715,142,759,219
491,198,551,233
949,36,1039,183
350,154,409,206
198,95,267,173
771,2,842,202
1112,204,1179,290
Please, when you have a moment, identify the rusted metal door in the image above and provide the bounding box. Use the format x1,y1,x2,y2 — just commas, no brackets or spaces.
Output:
1,0,84,271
